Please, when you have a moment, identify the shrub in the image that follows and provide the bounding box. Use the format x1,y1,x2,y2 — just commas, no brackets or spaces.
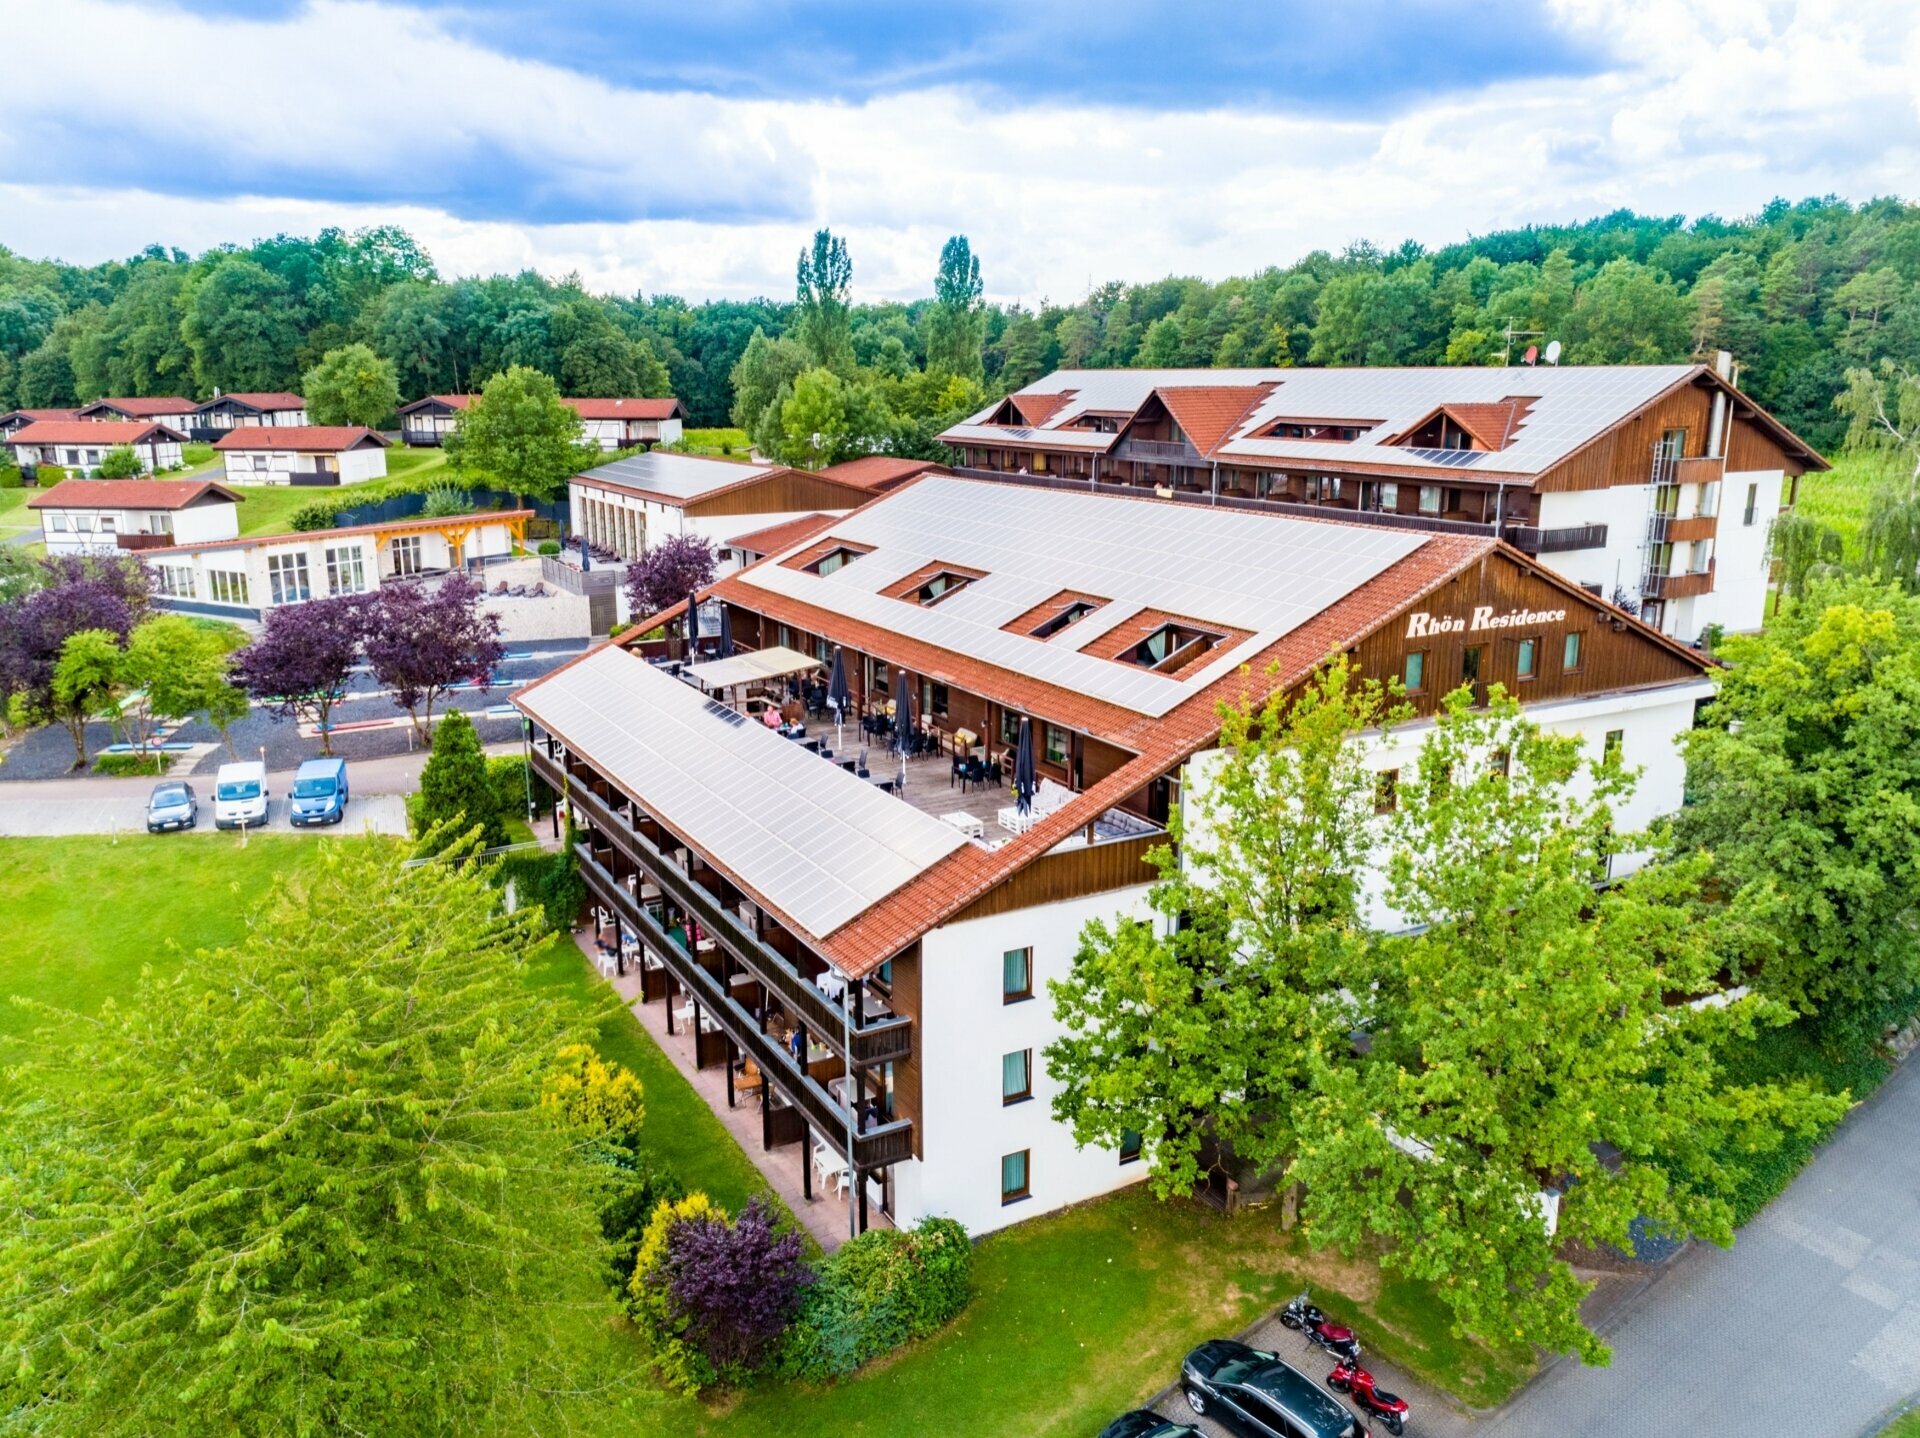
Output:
597,1144,685,1287
777,1217,972,1381
628,1192,725,1394
543,1043,647,1146
608,621,631,638
538,539,562,556
32,463,66,485
92,752,168,777
420,483,473,518
95,444,145,479
290,496,354,531
0,465,23,489
414,708,505,847
495,844,583,932
663,1197,812,1382
487,752,550,822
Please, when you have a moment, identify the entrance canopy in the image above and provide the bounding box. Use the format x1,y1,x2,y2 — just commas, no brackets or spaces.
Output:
684,644,819,692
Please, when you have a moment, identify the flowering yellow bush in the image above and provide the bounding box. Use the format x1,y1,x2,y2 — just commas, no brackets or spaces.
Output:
541,1043,646,1144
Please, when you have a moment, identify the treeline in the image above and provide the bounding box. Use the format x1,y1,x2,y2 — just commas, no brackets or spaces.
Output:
5,195,1920,450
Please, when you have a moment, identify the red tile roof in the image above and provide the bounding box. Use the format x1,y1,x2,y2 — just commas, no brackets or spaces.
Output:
1154,384,1277,456
725,513,839,557
820,456,950,491
566,397,684,421
212,426,389,451
8,420,186,445
200,392,305,411
27,478,244,511
0,408,80,424
77,397,194,417
1012,390,1074,426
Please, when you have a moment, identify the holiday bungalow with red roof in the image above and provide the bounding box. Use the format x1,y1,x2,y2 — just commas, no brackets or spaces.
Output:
7,420,186,476
26,478,242,556
397,393,687,450
214,426,391,486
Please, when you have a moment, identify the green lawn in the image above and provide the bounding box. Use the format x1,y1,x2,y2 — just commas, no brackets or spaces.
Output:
0,835,1535,1434
674,427,753,458
0,483,31,537
1882,1410,1920,1438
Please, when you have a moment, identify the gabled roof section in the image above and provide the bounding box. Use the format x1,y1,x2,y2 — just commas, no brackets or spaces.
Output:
1153,384,1277,456
76,397,195,418
27,478,245,510
1388,397,1537,452
819,455,948,491
1012,390,1075,427
198,392,305,412
726,512,839,557
566,397,685,421
212,426,389,451
9,420,186,445
397,394,476,415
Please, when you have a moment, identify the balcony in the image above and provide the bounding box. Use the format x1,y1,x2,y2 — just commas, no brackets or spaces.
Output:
1664,515,1718,543
1113,437,1207,466
1643,563,1715,600
576,844,913,1172
1673,456,1726,486
1502,523,1607,555
115,532,175,551
536,747,914,1068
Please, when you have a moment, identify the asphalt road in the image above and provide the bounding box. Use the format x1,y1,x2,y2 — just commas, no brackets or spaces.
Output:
1159,1054,1920,1438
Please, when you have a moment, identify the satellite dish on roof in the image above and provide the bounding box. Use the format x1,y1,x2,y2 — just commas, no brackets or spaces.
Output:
1522,345,1539,366
1545,340,1563,366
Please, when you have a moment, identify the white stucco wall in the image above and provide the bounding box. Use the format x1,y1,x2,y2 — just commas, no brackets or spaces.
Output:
1685,468,1781,638
1532,485,1650,602
222,446,387,486
893,881,1157,1237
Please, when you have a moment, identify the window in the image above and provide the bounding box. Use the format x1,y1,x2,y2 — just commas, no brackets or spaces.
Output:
324,545,367,595
1119,1129,1143,1165
1744,482,1758,526
1516,637,1537,680
1418,485,1442,515
1659,427,1687,460
1562,631,1583,673
1002,947,1033,1003
1404,650,1426,694
154,564,195,599
929,682,949,717
48,514,68,531
914,570,975,606
1002,1049,1032,1105
1304,474,1342,503
98,515,117,533
390,534,424,576
1000,710,1021,747
811,546,865,576
1605,729,1625,760
1378,481,1399,511
207,569,248,605
74,515,95,532
1491,748,1511,777
1374,769,1399,814
1044,724,1068,766
868,659,890,694
1131,622,1222,672
1032,600,1097,638
266,552,311,606
1000,1150,1030,1205
1462,645,1482,690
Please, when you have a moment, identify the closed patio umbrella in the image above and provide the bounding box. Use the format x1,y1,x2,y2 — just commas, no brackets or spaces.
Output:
717,604,734,659
892,669,914,785
827,646,850,749
1013,716,1036,815
578,532,591,571
685,589,700,659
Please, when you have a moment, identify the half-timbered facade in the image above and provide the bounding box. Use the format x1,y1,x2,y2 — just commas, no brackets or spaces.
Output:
938,358,1824,644
514,475,1712,1240
398,393,687,450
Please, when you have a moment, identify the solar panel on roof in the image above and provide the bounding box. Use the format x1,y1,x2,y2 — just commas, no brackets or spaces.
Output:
1403,447,1487,467
702,698,747,726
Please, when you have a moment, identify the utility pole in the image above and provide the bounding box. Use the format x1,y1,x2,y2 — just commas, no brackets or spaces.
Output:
1498,319,1544,367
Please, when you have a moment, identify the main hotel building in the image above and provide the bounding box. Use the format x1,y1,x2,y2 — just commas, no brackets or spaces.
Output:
513,461,1735,1239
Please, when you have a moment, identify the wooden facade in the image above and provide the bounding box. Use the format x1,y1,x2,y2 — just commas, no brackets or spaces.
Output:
885,945,924,1160
946,832,1162,925
682,468,876,518
1336,549,1706,717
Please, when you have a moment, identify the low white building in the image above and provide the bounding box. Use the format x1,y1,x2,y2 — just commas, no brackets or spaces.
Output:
213,426,390,486
193,392,310,433
26,478,242,557
76,397,198,431
569,451,874,572
8,421,185,476
399,393,687,450
146,509,530,620
519,475,1716,1240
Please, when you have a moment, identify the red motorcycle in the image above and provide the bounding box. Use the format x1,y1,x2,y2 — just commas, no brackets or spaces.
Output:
1278,1290,1361,1361
1327,1356,1409,1435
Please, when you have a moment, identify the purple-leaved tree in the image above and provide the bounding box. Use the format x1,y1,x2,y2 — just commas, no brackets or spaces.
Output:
663,1197,811,1377
232,595,367,756
0,556,148,757
623,533,717,627
362,573,506,737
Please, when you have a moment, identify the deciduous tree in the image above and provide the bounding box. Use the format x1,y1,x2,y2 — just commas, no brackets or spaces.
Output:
623,532,716,623
49,628,123,768
362,572,504,736
924,235,985,381
120,613,248,757
303,341,401,427
0,556,147,759
0,836,612,1438
794,229,854,374
444,363,594,504
231,594,365,755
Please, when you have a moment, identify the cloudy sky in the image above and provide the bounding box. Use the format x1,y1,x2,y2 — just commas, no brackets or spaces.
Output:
3,0,1918,303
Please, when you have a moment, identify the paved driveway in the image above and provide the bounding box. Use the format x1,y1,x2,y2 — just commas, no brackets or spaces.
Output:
1159,1055,1920,1438
0,792,410,838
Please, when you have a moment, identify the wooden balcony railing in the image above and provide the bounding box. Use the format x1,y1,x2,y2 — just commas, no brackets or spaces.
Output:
1502,523,1608,555
1643,561,1715,600
1113,437,1207,465
1664,515,1718,542
114,533,175,551
539,748,914,1067
577,846,913,1171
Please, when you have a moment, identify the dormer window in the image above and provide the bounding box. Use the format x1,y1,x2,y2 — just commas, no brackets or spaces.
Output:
809,546,867,576
914,571,975,606
1033,600,1098,638
1264,420,1371,442
1131,622,1223,674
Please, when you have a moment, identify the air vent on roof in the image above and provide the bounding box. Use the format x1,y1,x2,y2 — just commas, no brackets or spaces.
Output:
702,699,747,727
1403,448,1487,468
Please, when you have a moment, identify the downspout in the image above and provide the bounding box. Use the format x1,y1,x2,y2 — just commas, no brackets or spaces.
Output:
1211,460,1219,507
842,977,857,1238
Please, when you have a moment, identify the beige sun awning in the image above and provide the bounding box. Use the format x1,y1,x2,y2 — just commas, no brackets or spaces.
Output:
683,645,820,691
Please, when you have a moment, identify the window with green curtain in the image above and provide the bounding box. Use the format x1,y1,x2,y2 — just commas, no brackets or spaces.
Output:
1562,631,1582,671
1001,1149,1029,1202
1002,1049,1031,1103
1517,637,1537,678
1404,650,1425,693
1119,1129,1143,1164
1002,947,1032,1002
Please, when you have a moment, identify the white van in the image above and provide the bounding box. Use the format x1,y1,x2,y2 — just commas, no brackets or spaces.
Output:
213,761,270,830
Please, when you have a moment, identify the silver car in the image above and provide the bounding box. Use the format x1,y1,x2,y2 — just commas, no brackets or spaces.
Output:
146,781,199,833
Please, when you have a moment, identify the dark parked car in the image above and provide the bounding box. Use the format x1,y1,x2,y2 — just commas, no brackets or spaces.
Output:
1181,1339,1362,1438
1097,1412,1202,1438
146,781,198,833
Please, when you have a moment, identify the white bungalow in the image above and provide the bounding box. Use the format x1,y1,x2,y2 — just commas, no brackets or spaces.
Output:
27,478,242,557
213,426,390,486
7,420,185,476
398,393,686,450
75,397,198,431
193,391,310,433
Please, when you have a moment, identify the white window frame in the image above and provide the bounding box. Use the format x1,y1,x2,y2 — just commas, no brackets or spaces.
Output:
324,544,367,595
267,551,312,606
207,569,249,605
